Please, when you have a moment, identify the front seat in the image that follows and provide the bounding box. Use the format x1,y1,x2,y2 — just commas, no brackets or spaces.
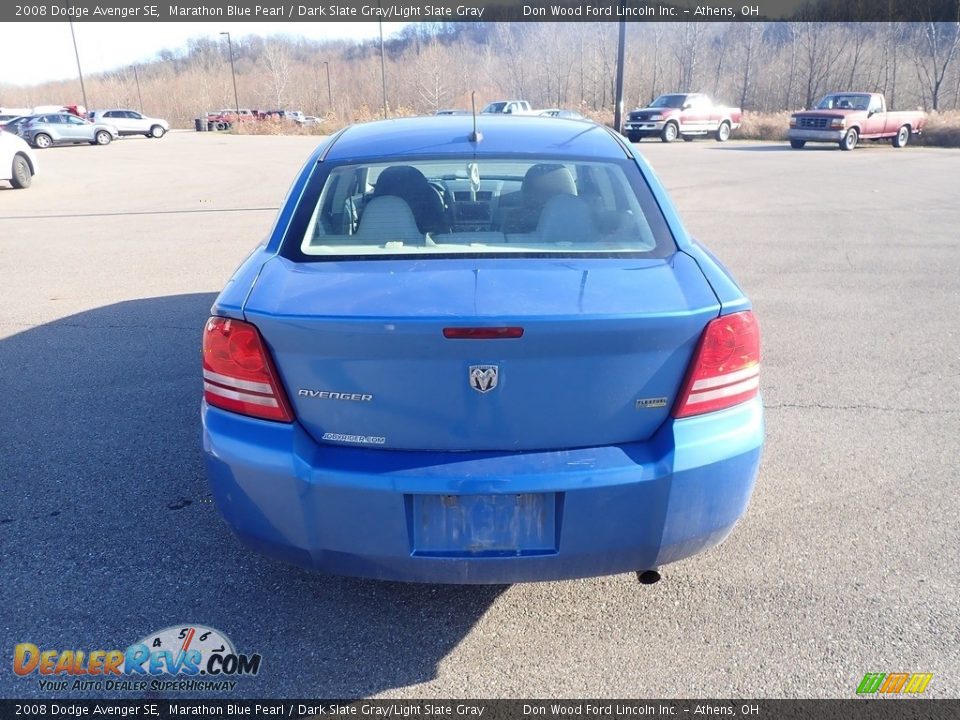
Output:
372,166,448,235
501,164,578,234
355,196,423,245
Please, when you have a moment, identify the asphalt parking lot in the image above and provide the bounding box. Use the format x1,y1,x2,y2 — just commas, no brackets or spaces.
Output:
1,130,958,699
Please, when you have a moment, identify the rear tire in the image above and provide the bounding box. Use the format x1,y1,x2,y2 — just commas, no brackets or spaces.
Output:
790,139,806,149
150,125,165,139
892,125,910,148
95,130,112,146
660,122,678,143
715,121,731,142
33,133,52,149
840,128,858,151
11,154,32,189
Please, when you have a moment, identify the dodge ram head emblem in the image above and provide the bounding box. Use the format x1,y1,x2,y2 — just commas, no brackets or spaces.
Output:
469,365,499,393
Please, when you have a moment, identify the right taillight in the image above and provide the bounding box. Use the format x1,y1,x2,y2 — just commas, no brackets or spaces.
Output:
202,316,293,422
673,310,760,419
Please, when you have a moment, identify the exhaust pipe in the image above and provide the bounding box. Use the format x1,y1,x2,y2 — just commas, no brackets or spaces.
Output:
637,569,661,585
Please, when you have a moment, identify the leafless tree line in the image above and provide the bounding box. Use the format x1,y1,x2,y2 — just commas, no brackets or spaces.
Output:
2,22,959,127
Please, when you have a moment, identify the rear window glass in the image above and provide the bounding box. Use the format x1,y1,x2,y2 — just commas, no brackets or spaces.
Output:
295,158,675,259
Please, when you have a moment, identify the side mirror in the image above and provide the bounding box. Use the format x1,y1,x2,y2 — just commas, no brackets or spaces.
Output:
682,103,692,110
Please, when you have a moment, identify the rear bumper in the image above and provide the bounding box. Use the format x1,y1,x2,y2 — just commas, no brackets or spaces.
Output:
789,128,845,142
203,398,763,584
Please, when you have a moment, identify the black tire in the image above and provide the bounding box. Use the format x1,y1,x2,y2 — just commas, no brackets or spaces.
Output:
150,125,166,139
715,121,731,142
95,130,112,146
216,122,228,131
790,139,806,149
681,134,695,142
840,128,858,151
660,122,678,143
10,154,32,189
33,133,52,149
627,133,641,143
892,125,910,148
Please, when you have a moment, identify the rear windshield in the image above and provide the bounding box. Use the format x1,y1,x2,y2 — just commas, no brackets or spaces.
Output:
293,157,675,259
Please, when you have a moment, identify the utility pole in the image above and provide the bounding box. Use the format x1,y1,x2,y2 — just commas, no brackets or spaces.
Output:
68,16,88,111
220,32,240,115
133,65,143,113
613,14,627,134
378,6,388,118
322,61,332,108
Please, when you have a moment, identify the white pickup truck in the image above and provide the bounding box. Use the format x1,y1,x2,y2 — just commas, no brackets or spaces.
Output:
481,100,539,116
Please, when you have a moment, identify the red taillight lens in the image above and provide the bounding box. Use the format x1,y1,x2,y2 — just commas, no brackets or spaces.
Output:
673,310,760,419
202,317,294,422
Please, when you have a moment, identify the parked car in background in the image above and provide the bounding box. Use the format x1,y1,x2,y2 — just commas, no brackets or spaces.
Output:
0,128,38,189
435,109,469,116
481,100,539,115
88,109,169,138
0,115,35,135
201,115,764,584
540,109,585,119
20,113,118,148
625,93,742,143
295,116,325,127
788,93,927,150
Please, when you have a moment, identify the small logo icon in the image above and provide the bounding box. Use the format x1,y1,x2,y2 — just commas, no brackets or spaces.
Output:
856,672,933,695
469,365,499,393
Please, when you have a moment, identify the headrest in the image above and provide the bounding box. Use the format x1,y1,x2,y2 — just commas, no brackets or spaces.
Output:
355,196,423,245
374,166,430,195
536,194,595,245
522,164,577,211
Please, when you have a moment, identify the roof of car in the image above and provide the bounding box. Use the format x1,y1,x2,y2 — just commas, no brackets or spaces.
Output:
322,115,627,162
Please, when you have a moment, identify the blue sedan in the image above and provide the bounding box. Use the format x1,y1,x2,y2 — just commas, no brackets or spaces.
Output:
201,116,763,584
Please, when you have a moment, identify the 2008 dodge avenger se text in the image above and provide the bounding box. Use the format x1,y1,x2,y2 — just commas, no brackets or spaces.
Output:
201,115,763,584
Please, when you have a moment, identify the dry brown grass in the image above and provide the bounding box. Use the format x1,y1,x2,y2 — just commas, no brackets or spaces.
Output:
735,111,793,141
912,110,960,147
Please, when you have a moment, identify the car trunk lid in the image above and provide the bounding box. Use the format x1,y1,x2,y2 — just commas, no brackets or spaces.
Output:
244,254,720,451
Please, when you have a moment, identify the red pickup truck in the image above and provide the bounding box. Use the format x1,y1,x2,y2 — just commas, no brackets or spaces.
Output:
788,93,926,151
624,93,742,143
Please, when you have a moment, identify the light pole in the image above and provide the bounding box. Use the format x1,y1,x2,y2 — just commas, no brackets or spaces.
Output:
613,13,626,134
220,32,240,115
133,65,143,113
322,61,332,109
378,10,387,118
67,16,88,111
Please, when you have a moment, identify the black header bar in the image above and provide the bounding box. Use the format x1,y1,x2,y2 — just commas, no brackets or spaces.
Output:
0,699,957,720
4,0,960,23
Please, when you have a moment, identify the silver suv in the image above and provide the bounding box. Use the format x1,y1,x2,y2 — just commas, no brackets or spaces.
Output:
20,114,118,148
88,110,169,138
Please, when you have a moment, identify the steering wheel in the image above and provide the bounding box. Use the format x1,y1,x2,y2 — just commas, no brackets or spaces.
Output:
428,181,450,209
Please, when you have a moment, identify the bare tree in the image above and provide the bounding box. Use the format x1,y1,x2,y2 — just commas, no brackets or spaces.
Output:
913,21,960,110
262,40,291,108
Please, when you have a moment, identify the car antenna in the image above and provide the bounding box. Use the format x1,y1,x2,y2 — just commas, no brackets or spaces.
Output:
469,91,483,143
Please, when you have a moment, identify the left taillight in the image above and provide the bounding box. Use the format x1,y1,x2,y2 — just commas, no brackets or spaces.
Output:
202,316,294,422
673,310,760,419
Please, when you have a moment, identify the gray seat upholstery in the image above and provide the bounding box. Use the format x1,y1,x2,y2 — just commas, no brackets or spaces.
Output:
355,196,423,245
372,165,448,234
536,195,596,244
500,164,578,234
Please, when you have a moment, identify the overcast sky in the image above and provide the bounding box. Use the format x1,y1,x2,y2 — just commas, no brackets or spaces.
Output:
0,22,410,86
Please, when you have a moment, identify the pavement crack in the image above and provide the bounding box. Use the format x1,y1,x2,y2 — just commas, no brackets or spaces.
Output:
765,402,954,416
